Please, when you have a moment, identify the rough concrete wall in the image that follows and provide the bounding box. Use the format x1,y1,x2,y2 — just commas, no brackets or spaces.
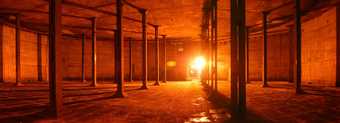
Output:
248,32,291,81
41,35,49,81
2,25,16,82
217,42,230,80
1,25,49,82
20,30,38,81
301,8,337,87
248,36,263,81
62,37,114,80
267,33,290,81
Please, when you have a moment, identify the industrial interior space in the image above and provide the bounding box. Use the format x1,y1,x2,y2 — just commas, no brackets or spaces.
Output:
0,0,340,123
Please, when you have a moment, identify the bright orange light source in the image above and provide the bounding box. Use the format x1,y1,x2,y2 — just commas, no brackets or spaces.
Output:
191,56,206,73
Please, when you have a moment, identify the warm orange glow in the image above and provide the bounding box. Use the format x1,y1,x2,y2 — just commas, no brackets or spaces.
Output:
190,56,206,73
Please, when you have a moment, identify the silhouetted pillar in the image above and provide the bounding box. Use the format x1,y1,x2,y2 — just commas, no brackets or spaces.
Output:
128,37,133,82
246,27,249,83
295,0,303,93
91,17,97,87
230,0,238,115
262,12,269,87
214,0,218,90
15,14,21,86
37,33,42,81
140,9,148,89
81,32,86,82
238,0,247,116
231,0,246,117
336,6,340,87
210,4,214,88
162,35,167,83
48,0,63,117
0,24,3,82
114,0,125,97
154,25,160,86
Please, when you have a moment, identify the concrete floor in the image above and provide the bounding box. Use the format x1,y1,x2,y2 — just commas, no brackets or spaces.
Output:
0,81,339,123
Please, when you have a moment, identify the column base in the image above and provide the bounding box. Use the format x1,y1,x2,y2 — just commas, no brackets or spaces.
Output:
140,85,148,89
154,81,160,86
113,92,125,98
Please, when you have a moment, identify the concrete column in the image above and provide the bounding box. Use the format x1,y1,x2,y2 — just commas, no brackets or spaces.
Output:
48,0,63,118
128,37,133,82
230,0,238,115
231,0,246,117
81,32,86,82
295,0,303,93
15,14,21,86
210,4,214,88
140,9,148,89
336,6,340,87
262,12,269,87
91,17,97,87
246,27,249,83
114,0,125,97
213,0,218,90
237,0,247,116
0,24,3,82
154,25,160,86
37,33,42,81
162,35,167,83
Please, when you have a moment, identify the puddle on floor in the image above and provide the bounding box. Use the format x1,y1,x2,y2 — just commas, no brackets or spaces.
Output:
186,97,231,123
185,110,231,123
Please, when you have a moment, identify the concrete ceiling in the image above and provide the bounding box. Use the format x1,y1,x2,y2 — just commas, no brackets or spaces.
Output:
0,0,337,40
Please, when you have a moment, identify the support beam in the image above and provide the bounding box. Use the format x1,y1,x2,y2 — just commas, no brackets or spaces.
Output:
246,27,249,83
230,0,238,116
295,0,303,93
337,6,340,87
140,9,148,89
210,6,214,88
262,12,269,87
231,0,247,118
128,37,133,82
154,25,160,86
15,14,21,86
81,32,86,82
114,0,125,97
91,17,97,87
48,0,63,118
214,0,218,90
238,0,247,116
162,35,167,83
37,33,43,81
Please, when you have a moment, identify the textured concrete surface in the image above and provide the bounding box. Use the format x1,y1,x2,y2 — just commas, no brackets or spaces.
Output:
0,81,232,123
1,81,339,123
213,81,340,123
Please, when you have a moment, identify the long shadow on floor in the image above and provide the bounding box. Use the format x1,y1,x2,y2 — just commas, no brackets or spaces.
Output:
202,83,271,123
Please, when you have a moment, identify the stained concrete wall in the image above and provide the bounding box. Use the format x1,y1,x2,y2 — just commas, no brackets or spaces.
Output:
0,24,49,82
248,32,291,81
301,8,337,87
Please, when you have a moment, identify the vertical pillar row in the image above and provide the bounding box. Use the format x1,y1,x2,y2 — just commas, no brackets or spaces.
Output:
48,0,63,118
262,12,269,87
154,25,160,86
15,14,21,86
91,17,97,87
162,35,167,83
81,32,86,82
37,33,43,81
295,0,303,93
140,9,148,89
114,0,125,97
